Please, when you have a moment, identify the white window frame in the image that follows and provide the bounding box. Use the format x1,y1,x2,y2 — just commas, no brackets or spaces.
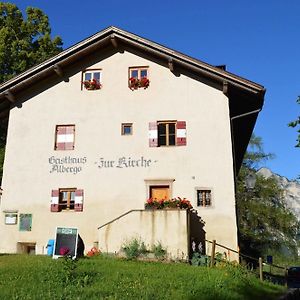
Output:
82,69,102,90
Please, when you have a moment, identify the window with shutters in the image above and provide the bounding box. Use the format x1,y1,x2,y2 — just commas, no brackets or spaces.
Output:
197,190,212,207
51,188,83,212
149,121,187,147
55,125,75,150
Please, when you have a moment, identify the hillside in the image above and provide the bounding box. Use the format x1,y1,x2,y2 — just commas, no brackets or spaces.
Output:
257,168,300,219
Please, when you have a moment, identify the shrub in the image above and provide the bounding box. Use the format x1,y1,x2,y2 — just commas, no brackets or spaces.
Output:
190,252,210,266
152,242,167,259
122,238,148,260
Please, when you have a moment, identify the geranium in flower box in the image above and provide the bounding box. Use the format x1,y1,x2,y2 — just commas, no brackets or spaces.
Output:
82,78,102,90
139,77,150,89
129,77,150,90
145,197,192,210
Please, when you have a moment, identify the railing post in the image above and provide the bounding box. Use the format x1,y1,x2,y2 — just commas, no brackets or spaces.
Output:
285,265,288,287
259,257,263,281
210,240,216,267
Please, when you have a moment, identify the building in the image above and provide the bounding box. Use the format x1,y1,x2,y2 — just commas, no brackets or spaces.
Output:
0,26,265,259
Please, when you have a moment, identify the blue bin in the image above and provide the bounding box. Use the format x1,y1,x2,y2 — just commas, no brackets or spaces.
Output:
47,239,55,256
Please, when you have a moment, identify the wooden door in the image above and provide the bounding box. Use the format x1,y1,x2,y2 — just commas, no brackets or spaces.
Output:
150,185,170,200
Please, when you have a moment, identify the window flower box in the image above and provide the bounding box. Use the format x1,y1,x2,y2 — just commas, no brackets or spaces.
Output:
129,77,150,90
82,79,102,90
145,197,192,210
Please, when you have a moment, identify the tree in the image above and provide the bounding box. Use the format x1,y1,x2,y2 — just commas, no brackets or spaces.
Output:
0,3,63,182
288,96,300,148
236,134,299,260
0,2,63,83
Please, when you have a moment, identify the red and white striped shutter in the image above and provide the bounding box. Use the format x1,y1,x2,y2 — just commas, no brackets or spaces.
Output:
64,125,75,150
176,121,187,146
149,122,158,147
51,190,60,212
56,126,66,150
75,189,84,212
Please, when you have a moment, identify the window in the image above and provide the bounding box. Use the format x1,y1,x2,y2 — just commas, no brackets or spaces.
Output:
121,123,133,135
51,189,83,212
158,121,176,146
55,125,75,150
197,190,212,207
82,69,102,90
149,121,186,147
59,188,76,210
129,66,149,90
19,214,32,231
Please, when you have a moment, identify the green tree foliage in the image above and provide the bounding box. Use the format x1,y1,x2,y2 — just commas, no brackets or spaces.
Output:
242,134,274,169
0,3,63,183
236,134,299,259
0,2,63,83
288,96,300,147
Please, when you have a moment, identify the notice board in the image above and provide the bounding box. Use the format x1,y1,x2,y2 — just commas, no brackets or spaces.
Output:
53,227,78,259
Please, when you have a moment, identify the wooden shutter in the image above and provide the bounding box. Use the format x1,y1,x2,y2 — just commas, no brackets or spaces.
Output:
75,189,84,212
64,125,75,150
51,190,60,212
176,121,187,146
149,122,158,147
55,126,66,150
55,125,75,150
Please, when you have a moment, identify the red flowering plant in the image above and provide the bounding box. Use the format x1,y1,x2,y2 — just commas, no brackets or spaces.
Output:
145,197,192,210
82,78,102,90
140,77,150,89
129,77,150,90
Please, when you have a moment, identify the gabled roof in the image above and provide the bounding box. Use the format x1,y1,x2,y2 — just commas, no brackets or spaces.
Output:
0,26,265,175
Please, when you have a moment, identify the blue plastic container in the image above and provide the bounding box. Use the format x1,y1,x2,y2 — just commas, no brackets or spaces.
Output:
47,239,55,256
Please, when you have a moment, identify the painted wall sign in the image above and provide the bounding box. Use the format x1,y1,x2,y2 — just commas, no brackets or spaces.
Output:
5,213,17,225
95,156,157,169
48,156,87,174
48,156,157,174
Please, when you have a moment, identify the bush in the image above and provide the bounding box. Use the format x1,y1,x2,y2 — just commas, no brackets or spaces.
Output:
190,252,210,266
152,242,167,259
122,238,148,260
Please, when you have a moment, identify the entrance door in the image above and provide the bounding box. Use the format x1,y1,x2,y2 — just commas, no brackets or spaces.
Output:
150,185,170,200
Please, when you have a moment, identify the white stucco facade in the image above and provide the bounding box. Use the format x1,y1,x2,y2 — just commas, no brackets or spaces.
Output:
0,30,251,260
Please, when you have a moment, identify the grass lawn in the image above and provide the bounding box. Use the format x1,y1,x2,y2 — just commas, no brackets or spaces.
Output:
0,254,285,299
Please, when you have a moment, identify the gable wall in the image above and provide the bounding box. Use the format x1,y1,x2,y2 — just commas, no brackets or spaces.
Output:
0,51,238,256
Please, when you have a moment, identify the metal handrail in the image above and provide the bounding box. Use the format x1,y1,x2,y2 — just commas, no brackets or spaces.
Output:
97,209,144,230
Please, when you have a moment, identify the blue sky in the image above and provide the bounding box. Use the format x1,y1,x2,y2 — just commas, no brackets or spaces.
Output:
9,0,300,180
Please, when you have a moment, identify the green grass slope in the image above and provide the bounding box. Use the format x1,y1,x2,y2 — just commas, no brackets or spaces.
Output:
0,255,285,300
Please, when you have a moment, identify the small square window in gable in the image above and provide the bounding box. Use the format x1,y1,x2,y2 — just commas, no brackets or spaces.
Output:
121,123,133,135
129,66,149,90
82,69,102,90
